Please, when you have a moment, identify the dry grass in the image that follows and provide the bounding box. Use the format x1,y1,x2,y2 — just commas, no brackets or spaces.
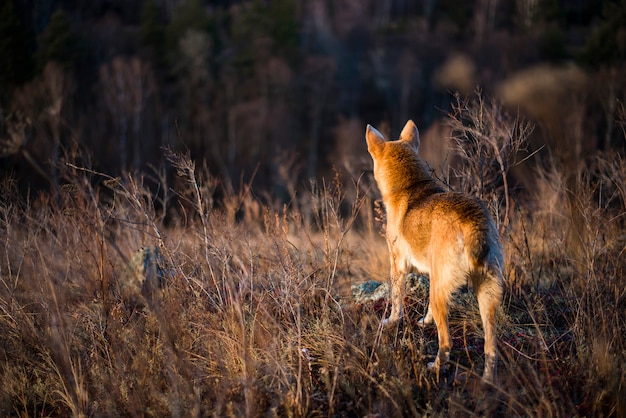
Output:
1,102,625,417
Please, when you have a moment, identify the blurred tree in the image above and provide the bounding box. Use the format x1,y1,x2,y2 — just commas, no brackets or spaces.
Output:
594,68,625,152
538,0,561,23
539,24,568,62
0,0,34,102
3,62,73,192
580,0,626,68
160,0,213,171
423,0,438,29
577,1,626,153
177,29,211,85
99,57,155,171
165,0,210,65
214,0,300,186
35,9,82,72
40,61,73,189
140,0,167,68
177,28,212,157
473,0,498,44
515,0,540,31
441,0,473,34
267,0,299,60
233,0,299,64
301,56,336,180
512,0,567,62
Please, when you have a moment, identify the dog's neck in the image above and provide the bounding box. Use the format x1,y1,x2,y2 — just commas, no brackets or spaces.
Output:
379,157,444,203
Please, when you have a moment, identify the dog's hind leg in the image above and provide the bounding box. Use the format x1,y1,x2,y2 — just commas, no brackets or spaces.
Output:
474,268,503,383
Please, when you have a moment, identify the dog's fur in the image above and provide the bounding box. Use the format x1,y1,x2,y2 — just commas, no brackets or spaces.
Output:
366,120,504,382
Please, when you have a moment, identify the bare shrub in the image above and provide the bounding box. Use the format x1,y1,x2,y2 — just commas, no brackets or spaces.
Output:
447,89,534,232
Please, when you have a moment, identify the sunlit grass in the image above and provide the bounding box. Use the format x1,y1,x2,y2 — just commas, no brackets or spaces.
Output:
1,119,625,417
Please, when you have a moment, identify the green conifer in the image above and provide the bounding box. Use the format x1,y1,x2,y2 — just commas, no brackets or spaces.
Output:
35,10,81,72
140,0,166,68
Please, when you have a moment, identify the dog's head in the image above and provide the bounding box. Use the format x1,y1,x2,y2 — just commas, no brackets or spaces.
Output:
366,119,420,157
365,120,423,195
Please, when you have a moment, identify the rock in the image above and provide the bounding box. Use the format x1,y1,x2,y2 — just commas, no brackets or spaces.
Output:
119,246,166,302
351,280,389,303
351,273,429,303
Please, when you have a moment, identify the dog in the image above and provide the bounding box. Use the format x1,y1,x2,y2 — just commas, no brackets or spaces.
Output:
365,120,504,382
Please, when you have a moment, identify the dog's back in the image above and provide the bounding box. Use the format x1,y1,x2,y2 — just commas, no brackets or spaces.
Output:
366,120,503,383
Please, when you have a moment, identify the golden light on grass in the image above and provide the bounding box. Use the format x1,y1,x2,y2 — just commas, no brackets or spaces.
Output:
0,97,624,416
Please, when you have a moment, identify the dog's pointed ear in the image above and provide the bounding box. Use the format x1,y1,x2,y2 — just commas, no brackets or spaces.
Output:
399,120,420,149
366,124,385,155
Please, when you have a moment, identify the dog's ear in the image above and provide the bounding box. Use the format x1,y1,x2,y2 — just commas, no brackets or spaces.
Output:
366,124,385,155
399,120,420,150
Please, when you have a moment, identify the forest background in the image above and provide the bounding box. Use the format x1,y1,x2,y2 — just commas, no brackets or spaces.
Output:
1,0,625,196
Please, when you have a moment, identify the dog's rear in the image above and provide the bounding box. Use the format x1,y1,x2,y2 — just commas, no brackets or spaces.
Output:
366,120,503,383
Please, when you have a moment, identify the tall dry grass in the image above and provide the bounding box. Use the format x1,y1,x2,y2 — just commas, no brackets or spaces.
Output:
1,97,625,417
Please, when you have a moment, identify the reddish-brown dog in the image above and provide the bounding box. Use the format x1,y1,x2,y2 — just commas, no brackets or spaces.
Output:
366,120,504,382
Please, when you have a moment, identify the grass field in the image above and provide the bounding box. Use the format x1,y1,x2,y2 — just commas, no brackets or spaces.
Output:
1,107,625,416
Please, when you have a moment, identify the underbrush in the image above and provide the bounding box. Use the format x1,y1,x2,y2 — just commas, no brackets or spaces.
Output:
1,144,625,416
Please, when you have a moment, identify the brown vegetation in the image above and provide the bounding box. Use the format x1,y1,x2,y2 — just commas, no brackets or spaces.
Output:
1,93,625,416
